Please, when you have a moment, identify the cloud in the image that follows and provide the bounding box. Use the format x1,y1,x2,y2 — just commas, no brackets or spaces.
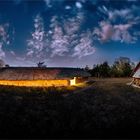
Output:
98,21,113,42
10,51,16,56
0,43,5,58
72,31,95,58
93,6,140,44
27,12,95,62
108,9,131,21
65,5,71,10
50,25,69,57
98,5,140,23
113,24,137,43
50,14,95,59
43,0,66,8
43,0,52,7
0,24,10,44
0,23,11,58
75,2,82,9
49,14,80,57
27,14,46,61
63,13,83,35
93,21,137,43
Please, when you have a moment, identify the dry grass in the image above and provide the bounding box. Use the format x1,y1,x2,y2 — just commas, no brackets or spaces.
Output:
0,78,140,138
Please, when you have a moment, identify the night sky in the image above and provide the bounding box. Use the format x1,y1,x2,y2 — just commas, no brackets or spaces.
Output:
0,0,140,67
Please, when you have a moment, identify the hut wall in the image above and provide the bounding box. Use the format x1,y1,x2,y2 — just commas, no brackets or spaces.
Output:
0,80,70,87
76,77,87,83
133,78,140,86
70,77,76,85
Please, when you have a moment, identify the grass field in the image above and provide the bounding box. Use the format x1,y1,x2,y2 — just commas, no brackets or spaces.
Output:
0,78,140,138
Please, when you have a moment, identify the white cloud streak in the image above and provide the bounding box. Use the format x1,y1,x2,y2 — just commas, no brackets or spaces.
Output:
50,25,69,57
75,2,82,9
0,24,11,58
27,12,95,62
50,12,95,58
72,31,95,58
27,14,47,61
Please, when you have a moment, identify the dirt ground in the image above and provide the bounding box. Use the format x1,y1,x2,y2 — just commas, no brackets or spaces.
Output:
0,78,140,138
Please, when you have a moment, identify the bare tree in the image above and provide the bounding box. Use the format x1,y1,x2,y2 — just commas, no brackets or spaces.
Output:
37,61,46,68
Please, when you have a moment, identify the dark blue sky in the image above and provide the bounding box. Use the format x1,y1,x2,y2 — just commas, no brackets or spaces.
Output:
0,0,140,67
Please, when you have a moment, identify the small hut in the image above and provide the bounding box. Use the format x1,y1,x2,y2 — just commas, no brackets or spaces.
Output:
0,67,90,87
131,62,140,86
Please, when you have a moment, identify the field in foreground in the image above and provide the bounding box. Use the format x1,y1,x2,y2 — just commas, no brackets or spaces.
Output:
0,78,140,138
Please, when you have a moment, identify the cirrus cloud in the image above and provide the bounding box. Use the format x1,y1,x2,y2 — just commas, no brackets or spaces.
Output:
93,6,140,44
26,12,95,62
0,24,12,58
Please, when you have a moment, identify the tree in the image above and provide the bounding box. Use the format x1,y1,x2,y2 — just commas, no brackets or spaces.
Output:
5,64,9,67
89,62,111,77
111,57,133,77
85,65,90,71
37,62,46,68
122,62,132,77
99,61,111,77
89,57,133,78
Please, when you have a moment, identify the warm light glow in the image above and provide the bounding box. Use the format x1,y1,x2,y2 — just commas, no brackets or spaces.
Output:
0,80,70,87
0,77,85,87
70,77,77,85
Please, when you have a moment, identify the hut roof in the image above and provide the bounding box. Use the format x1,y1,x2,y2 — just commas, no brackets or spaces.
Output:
133,68,140,78
0,67,90,80
131,62,140,76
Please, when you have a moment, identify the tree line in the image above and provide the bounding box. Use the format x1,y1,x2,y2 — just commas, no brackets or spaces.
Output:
85,57,136,78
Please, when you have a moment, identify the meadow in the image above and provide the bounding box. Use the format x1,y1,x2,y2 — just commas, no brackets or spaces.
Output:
0,78,140,138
